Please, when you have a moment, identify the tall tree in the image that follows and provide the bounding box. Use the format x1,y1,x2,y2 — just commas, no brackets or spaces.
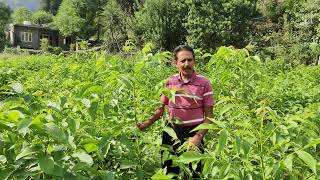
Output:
54,0,85,37
40,0,62,15
185,0,259,50
12,7,32,24
0,2,11,51
40,0,51,12
32,10,54,24
131,0,188,50
102,0,127,51
54,0,108,39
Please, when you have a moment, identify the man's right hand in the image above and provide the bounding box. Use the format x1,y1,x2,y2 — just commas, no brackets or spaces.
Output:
136,120,151,131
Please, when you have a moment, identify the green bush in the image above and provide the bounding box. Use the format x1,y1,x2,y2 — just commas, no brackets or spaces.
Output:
40,38,50,52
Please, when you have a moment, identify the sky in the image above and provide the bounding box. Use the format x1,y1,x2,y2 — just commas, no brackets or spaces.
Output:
0,0,40,11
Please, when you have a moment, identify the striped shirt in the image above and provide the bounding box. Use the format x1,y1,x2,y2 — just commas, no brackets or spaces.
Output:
161,72,214,126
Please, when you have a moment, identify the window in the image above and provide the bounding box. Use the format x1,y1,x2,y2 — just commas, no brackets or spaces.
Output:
21,31,32,42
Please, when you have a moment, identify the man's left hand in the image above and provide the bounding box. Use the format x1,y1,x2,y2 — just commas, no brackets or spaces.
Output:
187,133,203,151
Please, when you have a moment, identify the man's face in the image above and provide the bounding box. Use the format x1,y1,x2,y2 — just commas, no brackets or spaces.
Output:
175,50,195,77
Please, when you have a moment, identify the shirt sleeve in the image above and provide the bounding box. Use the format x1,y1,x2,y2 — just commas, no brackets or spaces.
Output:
160,94,169,105
203,81,214,107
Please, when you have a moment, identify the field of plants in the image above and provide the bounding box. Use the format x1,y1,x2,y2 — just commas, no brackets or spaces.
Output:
0,46,319,179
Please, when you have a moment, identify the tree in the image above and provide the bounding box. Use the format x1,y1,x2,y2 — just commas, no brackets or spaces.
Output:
12,7,32,24
0,2,11,51
185,0,259,51
32,10,53,24
293,0,320,64
40,0,62,15
252,0,320,64
102,0,127,51
54,0,86,37
54,0,108,39
131,0,188,50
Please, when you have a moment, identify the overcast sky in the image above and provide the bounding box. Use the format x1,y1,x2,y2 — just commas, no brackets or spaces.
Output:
0,0,40,11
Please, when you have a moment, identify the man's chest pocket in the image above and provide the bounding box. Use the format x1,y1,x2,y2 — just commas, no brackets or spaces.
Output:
189,86,204,98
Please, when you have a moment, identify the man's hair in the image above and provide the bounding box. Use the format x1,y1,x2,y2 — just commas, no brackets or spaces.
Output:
173,45,195,62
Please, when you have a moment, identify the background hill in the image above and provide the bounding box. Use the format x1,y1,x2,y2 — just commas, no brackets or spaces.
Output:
0,0,40,11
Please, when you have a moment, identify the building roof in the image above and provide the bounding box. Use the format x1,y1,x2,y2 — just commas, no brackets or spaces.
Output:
11,23,58,31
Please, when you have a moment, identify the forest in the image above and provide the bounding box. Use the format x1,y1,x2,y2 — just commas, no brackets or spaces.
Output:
0,0,319,65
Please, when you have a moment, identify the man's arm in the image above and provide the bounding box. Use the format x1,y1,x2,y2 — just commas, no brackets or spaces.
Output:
136,104,165,130
189,106,213,146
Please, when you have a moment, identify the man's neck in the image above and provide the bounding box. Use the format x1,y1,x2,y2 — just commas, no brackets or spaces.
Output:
180,73,192,83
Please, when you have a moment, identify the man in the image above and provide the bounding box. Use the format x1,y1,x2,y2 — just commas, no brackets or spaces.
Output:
137,45,214,178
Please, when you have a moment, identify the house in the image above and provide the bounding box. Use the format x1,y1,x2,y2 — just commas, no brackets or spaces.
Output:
7,22,75,51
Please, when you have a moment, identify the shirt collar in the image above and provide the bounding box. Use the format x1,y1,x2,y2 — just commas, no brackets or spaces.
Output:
178,71,197,84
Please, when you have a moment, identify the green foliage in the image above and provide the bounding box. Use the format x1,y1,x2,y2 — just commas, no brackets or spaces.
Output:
49,47,63,55
0,2,11,51
131,0,188,50
54,0,109,39
40,0,62,15
54,0,85,37
40,38,50,52
185,0,259,51
31,10,54,25
12,7,32,24
252,0,320,65
102,0,128,52
78,40,90,50
0,46,319,179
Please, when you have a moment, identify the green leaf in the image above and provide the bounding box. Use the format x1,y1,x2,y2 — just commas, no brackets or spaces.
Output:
219,104,235,116
151,169,175,180
38,154,54,174
45,123,67,142
202,53,212,59
30,114,45,126
9,82,24,94
0,155,7,163
96,56,106,69
235,136,241,154
211,166,219,177
17,118,33,136
0,167,15,180
119,161,137,169
296,150,317,174
283,154,294,172
47,101,61,112
82,85,103,97
72,153,93,166
89,101,98,119
119,76,133,90
190,123,219,132
84,143,98,153
163,126,178,140
151,173,172,180
0,122,11,131
242,140,251,157
216,129,228,154
100,170,114,180
6,110,23,122
81,98,91,108
303,138,320,149
51,165,64,177
202,158,214,176
177,151,202,164
16,147,36,160
67,118,78,134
